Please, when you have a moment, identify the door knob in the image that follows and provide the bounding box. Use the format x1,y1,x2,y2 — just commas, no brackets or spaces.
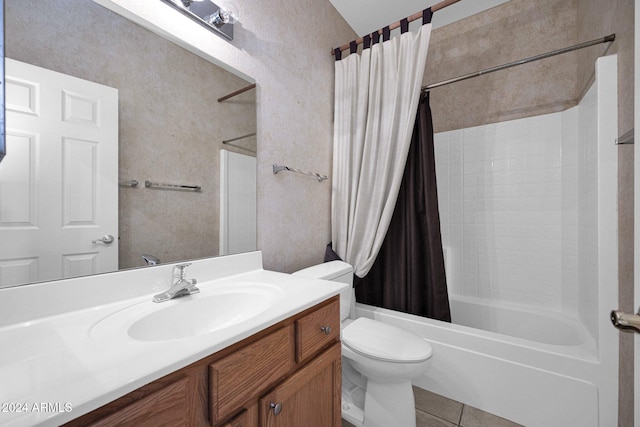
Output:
610,309,640,333
92,234,115,244
320,325,332,335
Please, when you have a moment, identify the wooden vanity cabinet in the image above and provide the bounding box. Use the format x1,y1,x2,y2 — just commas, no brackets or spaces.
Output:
260,343,341,427
222,407,256,427
64,296,341,427
209,324,295,424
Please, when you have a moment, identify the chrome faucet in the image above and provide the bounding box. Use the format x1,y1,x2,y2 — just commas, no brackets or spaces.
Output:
153,263,199,303
142,254,160,266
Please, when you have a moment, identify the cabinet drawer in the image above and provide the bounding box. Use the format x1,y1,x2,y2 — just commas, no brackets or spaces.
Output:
88,377,191,427
295,298,340,363
210,325,294,424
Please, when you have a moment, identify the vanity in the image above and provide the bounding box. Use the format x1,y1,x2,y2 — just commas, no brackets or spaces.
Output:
0,252,346,426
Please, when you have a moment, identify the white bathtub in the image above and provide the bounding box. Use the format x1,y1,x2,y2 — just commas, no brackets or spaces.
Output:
355,295,604,427
451,296,589,347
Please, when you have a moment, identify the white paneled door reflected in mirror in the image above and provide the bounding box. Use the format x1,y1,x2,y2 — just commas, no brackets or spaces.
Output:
0,0,257,288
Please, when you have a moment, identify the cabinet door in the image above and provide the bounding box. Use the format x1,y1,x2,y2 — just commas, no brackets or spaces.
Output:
259,343,341,427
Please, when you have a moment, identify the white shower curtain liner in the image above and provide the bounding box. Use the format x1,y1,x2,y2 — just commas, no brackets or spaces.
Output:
332,23,432,278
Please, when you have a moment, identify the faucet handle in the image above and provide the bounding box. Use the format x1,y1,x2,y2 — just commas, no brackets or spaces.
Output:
174,263,192,279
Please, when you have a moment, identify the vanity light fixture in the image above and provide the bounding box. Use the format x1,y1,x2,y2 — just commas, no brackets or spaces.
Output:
175,0,204,7
162,0,239,40
205,3,239,28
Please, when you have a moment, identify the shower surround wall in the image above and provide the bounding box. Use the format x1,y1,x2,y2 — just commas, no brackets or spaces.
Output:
435,91,598,337
424,1,633,420
436,115,565,309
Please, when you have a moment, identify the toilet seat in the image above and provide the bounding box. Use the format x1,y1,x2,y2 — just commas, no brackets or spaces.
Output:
342,317,432,363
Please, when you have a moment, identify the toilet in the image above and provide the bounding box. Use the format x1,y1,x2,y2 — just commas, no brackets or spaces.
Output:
294,261,433,427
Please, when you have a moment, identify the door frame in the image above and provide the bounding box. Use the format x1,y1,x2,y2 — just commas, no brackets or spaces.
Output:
634,2,639,426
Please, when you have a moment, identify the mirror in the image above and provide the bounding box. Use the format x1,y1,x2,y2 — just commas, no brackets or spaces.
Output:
0,0,3,165
0,0,257,288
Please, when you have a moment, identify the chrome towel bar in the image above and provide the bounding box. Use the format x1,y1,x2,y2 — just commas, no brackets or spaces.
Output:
144,180,202,191
223,132,257,144
222,132,257,154
273,164,328,182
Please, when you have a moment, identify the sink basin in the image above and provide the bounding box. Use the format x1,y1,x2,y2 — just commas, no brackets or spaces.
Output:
90,282,284,342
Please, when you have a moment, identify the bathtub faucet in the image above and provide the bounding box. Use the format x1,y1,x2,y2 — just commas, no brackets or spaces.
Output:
152,263,199,303
142,254,160,266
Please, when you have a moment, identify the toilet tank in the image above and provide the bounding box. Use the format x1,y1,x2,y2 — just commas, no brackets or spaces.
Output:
293,261,353,321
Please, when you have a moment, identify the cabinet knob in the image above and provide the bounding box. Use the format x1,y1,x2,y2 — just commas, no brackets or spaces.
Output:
320,325,332,335
270,402,283,415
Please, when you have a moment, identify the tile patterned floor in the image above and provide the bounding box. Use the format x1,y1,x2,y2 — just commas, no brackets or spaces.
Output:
343,387,523,427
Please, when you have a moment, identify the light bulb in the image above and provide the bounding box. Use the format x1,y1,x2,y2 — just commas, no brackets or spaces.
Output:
176,0,204,7
206,2,239,27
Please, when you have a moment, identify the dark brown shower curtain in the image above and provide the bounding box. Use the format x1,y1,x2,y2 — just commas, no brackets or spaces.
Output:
354,92,451,322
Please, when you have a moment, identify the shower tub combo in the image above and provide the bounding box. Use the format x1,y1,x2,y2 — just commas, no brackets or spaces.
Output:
357,296,600,426
357,55,619,427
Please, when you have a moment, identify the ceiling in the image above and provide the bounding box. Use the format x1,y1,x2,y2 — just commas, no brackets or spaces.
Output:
329,0,511,36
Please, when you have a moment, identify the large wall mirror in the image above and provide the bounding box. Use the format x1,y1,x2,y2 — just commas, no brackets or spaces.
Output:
0,0,257,288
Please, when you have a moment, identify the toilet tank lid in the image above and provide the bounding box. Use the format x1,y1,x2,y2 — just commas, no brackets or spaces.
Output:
293,261,353,280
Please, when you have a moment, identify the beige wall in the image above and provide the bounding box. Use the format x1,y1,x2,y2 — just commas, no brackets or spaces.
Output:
7,0,356,274
99,0,357,273
425,0,633,134
577,0,634,134
6,0,256,269
425,0,579,133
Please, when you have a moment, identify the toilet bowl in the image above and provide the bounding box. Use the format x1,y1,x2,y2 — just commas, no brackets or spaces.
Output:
293,261,433,427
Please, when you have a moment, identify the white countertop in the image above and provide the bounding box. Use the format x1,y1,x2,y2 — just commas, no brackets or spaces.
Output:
0,253,346,426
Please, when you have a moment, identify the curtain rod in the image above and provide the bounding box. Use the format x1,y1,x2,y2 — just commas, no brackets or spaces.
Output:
222,132,257,144
331,0,461,55
422,34,616,92
217,83,256,102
